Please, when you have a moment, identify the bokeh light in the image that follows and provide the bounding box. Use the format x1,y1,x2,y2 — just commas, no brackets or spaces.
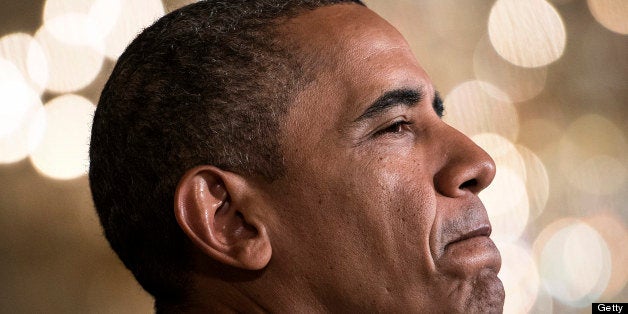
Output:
444,80,519,141
0,59,46,164
88,0,122,41
529,290,554,314
0,33,48,94
579,21,628,101
518,118,563,157
480,171,529,243
585,212,628,300
26,36,51,93
488,0,566,68
568,155,626,195
43,13,104,48
163,0,196,13
473,35,548,103
43,0,94,21
517,145,550,220
31,15,104,93
550,0,577,5
102,0,165,60
0,59,29,137
420,0,491,51
29,94,95,180
479,164,530,243
43,0,122,53
472,133,527,180
587,0,628,35
562,115,626,158
84,263,153,313
536,219,612,307
497,242,540,314
559,114,627,195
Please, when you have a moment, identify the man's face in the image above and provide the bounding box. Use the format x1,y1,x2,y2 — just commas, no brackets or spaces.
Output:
263,4,504,312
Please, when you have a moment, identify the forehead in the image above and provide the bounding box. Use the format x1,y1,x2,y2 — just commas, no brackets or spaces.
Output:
285,4,410,58
279,4,431,130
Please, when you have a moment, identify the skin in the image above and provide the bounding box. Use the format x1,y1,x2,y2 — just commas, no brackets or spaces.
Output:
174,4,504,313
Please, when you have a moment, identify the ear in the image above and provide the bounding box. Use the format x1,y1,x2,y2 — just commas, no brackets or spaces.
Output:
174,165,272,270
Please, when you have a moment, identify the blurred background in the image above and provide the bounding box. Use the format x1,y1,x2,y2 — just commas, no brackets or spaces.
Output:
0,0,625,313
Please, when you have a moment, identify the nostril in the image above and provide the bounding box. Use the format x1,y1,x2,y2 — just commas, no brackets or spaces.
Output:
459,179,478,191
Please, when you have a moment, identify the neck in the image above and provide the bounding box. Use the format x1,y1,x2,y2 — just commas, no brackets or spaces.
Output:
157,290,266,314
169,269,327,313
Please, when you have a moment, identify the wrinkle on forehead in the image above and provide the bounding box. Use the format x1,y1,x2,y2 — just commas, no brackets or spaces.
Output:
281,4,415,70
281,4,426,103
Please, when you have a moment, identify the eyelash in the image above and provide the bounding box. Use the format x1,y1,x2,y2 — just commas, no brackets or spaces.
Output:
433,91,444,118
373,120,413,137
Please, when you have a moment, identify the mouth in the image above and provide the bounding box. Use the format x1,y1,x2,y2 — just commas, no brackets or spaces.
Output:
430,202,505,310
434,213,501,279
444,225,492,251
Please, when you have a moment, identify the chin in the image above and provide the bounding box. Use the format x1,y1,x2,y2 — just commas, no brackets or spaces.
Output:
444,269,505,314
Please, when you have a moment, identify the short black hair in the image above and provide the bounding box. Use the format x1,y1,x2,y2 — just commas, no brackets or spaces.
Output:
89,0,365,308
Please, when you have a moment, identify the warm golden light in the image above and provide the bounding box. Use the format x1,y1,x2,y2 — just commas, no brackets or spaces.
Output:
163,0,196,13
444,80,519,141
568,155,626,195
550,0,577,4
0,70,39,138
587,0,628,35
562,114,626,158
586,212,628,300
472,133,527,180
43,0,122,53
559,114,627,195
519,118,563,157
26,36,50,93
497,242,540,314
537,219,612,307
0,33,48,94
479,165,529,243
29,94,95,180
0,59,27,126
44,0,93,21
102,0,165,60
31,16,105,93
419,0,491,51
473,36,548,103
517,145,550,220
44,13,104,48
88,0,122,41
529,290,554,314
0,59,46,164
84,262,153,313
488,0,566,68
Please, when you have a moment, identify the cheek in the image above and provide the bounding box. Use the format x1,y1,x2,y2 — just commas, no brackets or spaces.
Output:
368,151,437,229
377,169,437,262
345,158,437,273
268,148,441,306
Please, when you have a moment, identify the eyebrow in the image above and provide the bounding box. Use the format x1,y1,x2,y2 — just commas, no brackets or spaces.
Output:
354,88,424,122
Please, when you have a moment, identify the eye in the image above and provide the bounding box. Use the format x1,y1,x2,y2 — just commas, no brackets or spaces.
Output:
373,120,413,137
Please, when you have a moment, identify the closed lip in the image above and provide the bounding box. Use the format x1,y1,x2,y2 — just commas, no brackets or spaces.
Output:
436,223,501,276
444,225,492,251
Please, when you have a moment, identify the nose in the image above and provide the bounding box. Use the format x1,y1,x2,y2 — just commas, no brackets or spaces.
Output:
433,125,496,197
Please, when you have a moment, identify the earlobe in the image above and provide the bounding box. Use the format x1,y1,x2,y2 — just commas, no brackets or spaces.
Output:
174,166,272,270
